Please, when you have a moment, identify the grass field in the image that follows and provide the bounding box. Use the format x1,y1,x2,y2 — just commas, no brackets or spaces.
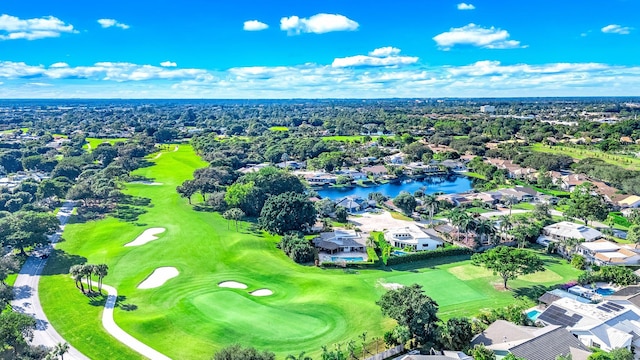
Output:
321,135,382,142
529,143,640,171
84,137,129,150
39,145,582,359
269,126,289,131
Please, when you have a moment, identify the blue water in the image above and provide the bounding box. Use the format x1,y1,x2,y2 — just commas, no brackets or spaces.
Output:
526,309,541,321
392,250,408,256
317,176,473,200
331,256,365,262
596,288,615,296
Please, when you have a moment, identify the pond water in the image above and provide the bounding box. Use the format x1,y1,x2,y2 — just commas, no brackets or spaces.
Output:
317,175,473,200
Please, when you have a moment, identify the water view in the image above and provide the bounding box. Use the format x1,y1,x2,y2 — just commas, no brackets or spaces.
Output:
317,175,473,200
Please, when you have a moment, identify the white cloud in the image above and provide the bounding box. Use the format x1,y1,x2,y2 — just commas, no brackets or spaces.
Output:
601,24,632,35
457,3,476,10
280,13,359,35
97,18,130,30
332,47,418,68
1,58,640,98
0,14,76,40
368,47,401,57
243,20,268,31
160,61,177,67
433,23,524,50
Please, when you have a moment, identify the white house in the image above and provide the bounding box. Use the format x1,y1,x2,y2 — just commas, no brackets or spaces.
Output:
537,297,640,353
578,239,640,266
384,224,443,251
541,221,603,243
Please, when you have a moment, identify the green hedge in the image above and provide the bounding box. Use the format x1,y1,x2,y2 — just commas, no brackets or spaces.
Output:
385,247,474,265
367,246,380,265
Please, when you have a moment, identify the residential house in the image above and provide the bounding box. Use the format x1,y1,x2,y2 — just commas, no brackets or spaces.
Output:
471,320,590,360
361,165,388,178
560,174,589,191
540,221,603,244
618,195,640,209
439,160,466,172
395,351,473,360
385,153,405,165
578,239,640,266
621,136,634,144
312,230,366,254
336,169,367,181
335,196,371,213
537,297,640,353
303,172,338,186
237,163,271,174
276,160,305,170
384,224,444,251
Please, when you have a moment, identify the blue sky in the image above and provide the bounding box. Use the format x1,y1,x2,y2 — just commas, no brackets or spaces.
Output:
0,0,638,98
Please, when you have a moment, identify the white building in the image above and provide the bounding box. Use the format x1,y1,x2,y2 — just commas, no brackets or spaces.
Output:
537,297,640,353
541,221,603,243
480,105,496,113
384,224,443,251
578,239,640,266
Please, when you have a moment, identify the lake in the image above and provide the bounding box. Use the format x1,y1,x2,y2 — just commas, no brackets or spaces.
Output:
317,175,473,200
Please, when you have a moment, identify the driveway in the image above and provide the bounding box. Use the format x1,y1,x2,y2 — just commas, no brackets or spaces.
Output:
11,201,89,360
349,211,417,232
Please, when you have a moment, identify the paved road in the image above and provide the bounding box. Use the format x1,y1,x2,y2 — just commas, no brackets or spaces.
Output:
100,283,171,360
11,201,89,360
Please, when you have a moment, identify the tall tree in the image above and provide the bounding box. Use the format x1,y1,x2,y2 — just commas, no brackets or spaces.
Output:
422,194,439,223
213,344,275,360
223,208,245,232
438,317,474,351
259,192,316,235
393,192,417,215
95,264,108,293
564,182,609,227
376,283,439,344
472,246,545,289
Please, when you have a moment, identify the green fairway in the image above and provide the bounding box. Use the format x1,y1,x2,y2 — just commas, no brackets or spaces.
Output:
529,143,640,171
84,137,128,150
39,145,582,359
269,126,289,131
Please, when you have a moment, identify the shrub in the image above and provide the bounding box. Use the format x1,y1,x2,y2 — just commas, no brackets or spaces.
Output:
571,254,586,270
278,233,315,264
385,247,473,266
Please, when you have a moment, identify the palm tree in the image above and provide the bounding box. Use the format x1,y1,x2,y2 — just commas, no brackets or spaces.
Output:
95,264,108,293
447,208,467,243
558,237,580,258
504,195,518,216
285,352,312,360
498,215,512,243
475,218,496,246
81,265,94,293
55,342,70,360
422,194,439,224
69,265,85,293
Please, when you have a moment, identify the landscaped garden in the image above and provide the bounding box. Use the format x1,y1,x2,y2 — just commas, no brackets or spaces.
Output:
39,145,582,359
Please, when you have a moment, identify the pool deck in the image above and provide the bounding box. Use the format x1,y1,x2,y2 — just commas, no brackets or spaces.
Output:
320,250,369,263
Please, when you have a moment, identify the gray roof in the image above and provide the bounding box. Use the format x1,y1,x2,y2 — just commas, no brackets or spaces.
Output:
509,327,590,360
613,285,640,297
538,291,562,305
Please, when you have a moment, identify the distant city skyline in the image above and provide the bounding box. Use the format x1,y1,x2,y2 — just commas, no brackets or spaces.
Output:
0,0,638,98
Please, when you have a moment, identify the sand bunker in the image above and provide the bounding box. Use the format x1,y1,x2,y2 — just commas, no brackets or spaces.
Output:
131,181,163,186
137,267,179,289
218,281,248,289
379,282,404,290
125,228,166,247
250,289,273,296
173,145,179,152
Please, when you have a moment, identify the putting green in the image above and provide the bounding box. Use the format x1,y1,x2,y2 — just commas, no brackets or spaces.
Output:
447,264,495,280
38,144,583,360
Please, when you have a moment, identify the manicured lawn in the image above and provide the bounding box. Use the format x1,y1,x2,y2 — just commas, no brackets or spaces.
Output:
463,171,487,180
467,207,491,214
268,126,289,131
84,137,128,150
529,143,640,171
512,203,535,210
39,145,583,359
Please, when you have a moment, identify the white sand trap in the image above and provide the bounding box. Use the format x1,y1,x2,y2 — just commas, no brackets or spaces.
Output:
380,282,404,290
218,281,248,289
173,145,179,152
153,153,162,160
250,289,273,296
131,181,163,186
125,228,166,247
137,267,179,289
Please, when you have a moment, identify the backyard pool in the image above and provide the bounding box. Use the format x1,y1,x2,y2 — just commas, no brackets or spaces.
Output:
392,250,408,256
330,256,365,262
526,309,542,321
596,287,616,296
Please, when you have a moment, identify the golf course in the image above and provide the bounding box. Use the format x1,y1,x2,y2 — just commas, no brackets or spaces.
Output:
38,145,582,359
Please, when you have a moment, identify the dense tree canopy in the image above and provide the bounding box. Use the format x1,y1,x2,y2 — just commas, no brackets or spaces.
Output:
472,246,544,289
259,192,316,235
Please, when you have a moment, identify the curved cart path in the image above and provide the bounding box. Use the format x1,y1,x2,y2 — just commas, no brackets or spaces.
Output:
11,201,89,360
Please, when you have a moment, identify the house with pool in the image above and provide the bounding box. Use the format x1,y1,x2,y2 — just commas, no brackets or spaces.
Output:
313,229,368,262
383,224,444,251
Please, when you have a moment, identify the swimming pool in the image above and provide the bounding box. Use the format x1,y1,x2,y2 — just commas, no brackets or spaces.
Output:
330,256,365,262
392,250,408,256
596,287,616,296
526,309,541,321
